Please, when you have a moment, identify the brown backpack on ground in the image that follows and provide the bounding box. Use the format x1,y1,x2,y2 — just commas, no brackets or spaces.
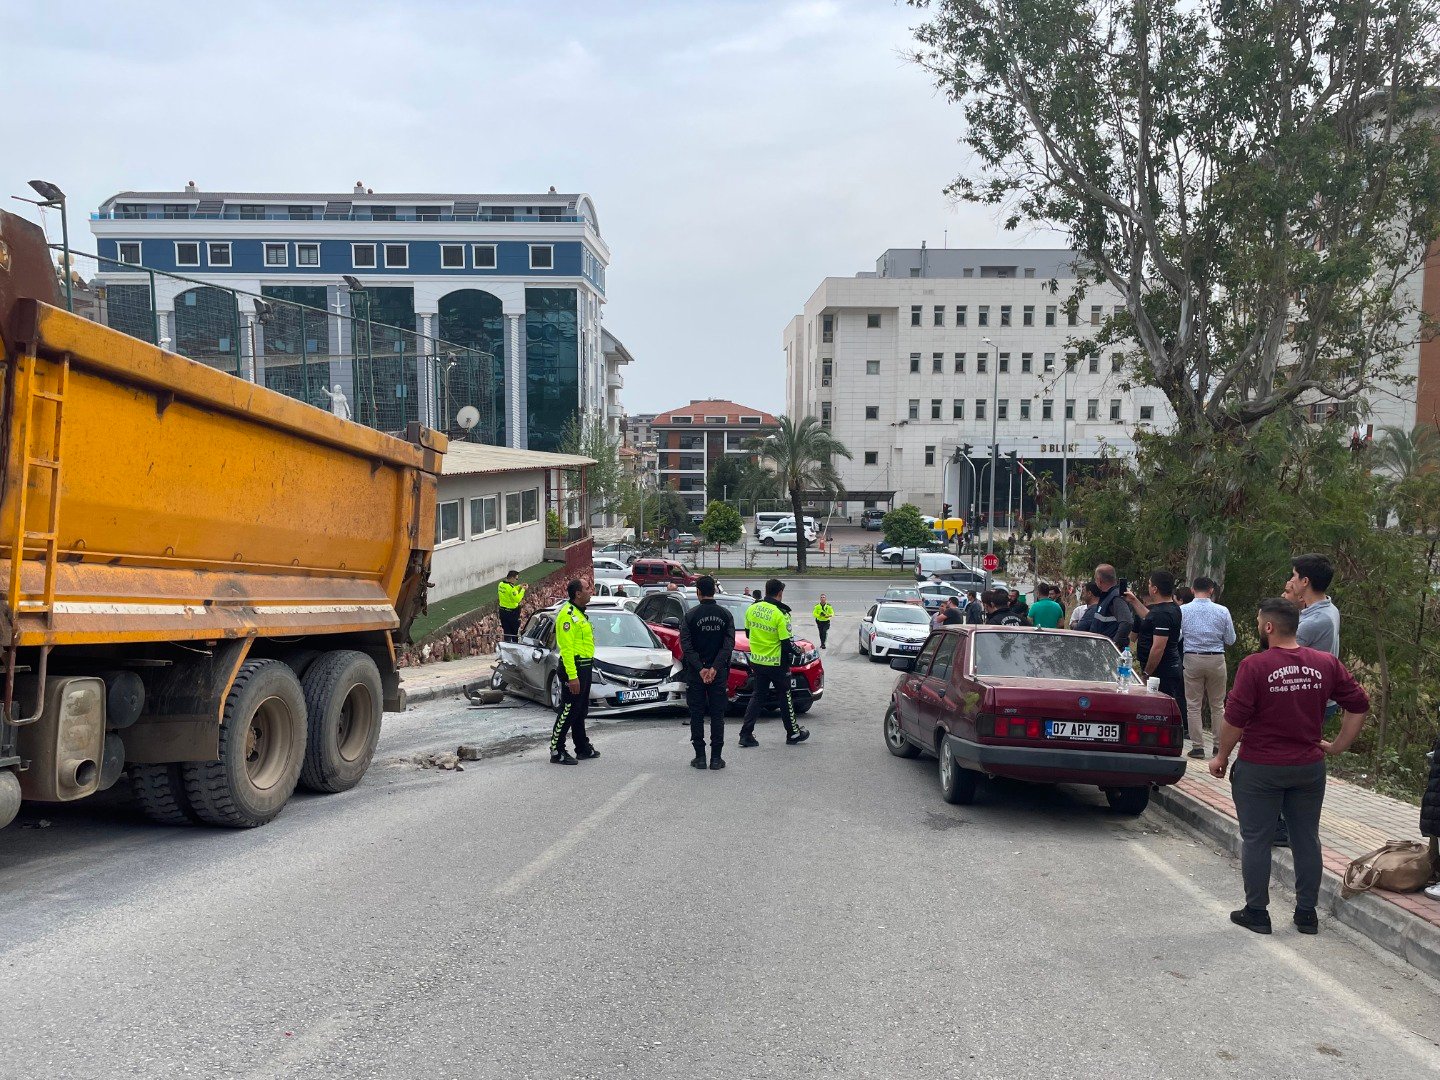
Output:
1340,840,1439,898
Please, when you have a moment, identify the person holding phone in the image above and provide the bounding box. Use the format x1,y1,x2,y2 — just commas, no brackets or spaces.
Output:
1078,564,1133,644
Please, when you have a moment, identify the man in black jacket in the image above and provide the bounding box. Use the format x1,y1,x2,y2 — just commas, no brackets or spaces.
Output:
679,575,735,771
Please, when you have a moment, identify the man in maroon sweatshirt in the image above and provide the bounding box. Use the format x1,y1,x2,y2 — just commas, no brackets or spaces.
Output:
1209,598,1369,935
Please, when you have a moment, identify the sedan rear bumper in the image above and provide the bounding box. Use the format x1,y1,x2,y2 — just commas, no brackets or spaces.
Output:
943,734,1186,787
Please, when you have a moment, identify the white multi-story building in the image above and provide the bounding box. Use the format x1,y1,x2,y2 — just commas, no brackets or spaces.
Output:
785,247,1174,521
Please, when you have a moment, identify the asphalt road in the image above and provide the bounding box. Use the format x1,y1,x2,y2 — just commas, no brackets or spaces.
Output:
3,613,1438,1079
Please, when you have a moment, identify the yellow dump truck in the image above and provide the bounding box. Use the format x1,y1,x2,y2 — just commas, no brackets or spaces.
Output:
0,210,444,831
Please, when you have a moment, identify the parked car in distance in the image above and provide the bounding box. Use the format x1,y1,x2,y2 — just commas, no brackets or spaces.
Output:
757,520,815,547
755,512,819,539
594,577,645,600
914,553,975,581
885,626,1185,814
593,556,632,577
636,590,824,715
593,541,642,564
491,602,683,714
876,542,945,565
861,508,887,531
932,570,994,592
629,558,700,587
878,586,925,606
859,602,933,661
668,533,704,553
916,582,966,612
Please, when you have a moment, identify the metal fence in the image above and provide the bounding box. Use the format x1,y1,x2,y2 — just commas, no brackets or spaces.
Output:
60,248,497,442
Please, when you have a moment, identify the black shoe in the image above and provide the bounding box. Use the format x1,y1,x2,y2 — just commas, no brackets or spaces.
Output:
550,750,577,765
1294,908,1319,935
1187,747,1207,759
709,752,726,770
785,729,810,745
739,734,759,748
690,750,707,770
576,746,601,760
1230,906,1272,934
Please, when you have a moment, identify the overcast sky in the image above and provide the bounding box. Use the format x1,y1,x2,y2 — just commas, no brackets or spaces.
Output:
3,0,1051,414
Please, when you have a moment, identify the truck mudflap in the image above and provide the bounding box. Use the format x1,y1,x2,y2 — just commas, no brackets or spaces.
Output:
120,638,253,764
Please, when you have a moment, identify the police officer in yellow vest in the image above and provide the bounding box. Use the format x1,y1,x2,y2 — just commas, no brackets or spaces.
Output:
739,577,809,748
498,570,526,644
812,593,834,651
551,579,601,764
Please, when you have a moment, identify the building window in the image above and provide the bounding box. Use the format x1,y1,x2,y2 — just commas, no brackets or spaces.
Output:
441,244,465,269
911,305,922,326
1024,267,1036,279
1087,399,1099,421
821,358,833,382
997,399,1009,421
822,314,834,343
1140,405,1155,421
264,243,288,267
821,402,832,427
207,242,232,267
930,398,942,420
1110,399,1122,422
473,244,498,269
506,487,541,526
1065,399,1076,420
1067,308,1079,327
529,244,554,270
963,268,974,278
867,313,882,328
1065,352,1078,373
932,353,943,373
999,352,1010,373
953,399,964,420
436,500,461,545
977,352,988,374
1000,305,1012,327
908,399,919,420
296,243,319,267
352,243,377,268
1021,352,1033,374
1111,354,1123,372
1042,399,1053,420
470,494,499,536
174,242,200,267
910,353,921,373
975,399,986,420
288,205,315,220
864,451,879,465
865,405,879,420
383,243,409,269
933,305,944,326
1045,305,1057,327
1023,305,1034,327
956,305,967,326
910,267,921,277
954,353,965,373
978,305,990,327
1091,305,1103,326
1020,399,1031,421
1088,355,1099,374
1044,352,1055,373
117,242,141,265
866,360,880,375
1114,304,1125,318
925,445,936,466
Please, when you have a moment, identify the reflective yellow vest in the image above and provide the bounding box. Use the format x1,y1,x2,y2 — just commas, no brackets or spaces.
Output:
555,601,595,679
745,600,791,666
813,603,834,623
498,580,526,610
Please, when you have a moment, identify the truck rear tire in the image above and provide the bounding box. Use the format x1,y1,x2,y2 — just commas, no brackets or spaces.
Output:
298,651,383,794
130,763,195,825
0,770,21,830
182,660,307,827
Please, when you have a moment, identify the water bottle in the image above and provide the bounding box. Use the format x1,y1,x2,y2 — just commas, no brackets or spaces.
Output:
1116,647,1133,692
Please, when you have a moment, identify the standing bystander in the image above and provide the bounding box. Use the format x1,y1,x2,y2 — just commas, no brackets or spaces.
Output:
678,575,734,771
1210,598,1369,935
1028,585,1064,629
1124,572,1190,752
812,594,834,651
1181,577,1236,755
1079,565,1134,643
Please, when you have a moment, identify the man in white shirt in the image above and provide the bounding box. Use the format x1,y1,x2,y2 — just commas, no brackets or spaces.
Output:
1181,577,1236,754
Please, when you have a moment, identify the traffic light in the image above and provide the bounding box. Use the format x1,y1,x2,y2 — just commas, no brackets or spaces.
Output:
942,503,952,517
961,443,974,456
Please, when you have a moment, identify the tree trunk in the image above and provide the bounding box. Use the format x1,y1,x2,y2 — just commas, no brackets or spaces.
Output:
792,485,807,573
1185,524,1228,592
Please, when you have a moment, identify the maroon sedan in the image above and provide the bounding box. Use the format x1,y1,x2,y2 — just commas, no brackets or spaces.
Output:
884,626,1184,814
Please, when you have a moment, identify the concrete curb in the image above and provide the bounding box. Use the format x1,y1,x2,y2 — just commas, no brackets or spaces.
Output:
400,667,496,706
1153,783,1440,981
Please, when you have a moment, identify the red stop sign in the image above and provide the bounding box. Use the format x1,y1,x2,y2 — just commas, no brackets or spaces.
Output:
982,553,1000,572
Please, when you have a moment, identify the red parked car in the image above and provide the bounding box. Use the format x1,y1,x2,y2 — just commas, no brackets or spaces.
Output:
635,590,824,715
884,625,1184,814
628,558,700,588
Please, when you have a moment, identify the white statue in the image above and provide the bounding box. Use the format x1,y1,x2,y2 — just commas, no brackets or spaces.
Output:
321,384,351,422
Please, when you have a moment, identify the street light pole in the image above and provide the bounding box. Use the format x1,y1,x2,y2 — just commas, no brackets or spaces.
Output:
1062,359,1070,539
983,336,1001,585
25,180,71,313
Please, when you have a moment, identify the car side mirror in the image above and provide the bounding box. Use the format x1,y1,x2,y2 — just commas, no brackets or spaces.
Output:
889,656,916,672
662,617,681,630
531,649,545,662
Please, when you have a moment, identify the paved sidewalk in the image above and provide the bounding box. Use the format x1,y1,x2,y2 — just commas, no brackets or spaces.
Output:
399,653,498,704
1155,757,1440,979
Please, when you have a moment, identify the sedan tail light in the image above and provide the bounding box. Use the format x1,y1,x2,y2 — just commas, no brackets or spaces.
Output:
1126,721,1175,748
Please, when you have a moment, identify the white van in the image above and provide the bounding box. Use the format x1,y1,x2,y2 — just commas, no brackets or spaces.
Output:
914,552,973,581
754,512,819,540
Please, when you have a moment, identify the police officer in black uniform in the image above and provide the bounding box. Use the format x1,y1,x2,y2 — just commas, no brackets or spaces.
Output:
679,575,734,771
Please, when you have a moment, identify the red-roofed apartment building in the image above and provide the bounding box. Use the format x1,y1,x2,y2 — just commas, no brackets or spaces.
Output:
652,399,778,520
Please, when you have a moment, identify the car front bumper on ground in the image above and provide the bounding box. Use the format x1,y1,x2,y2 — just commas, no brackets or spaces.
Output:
943,734,1186,788
590,678,687,716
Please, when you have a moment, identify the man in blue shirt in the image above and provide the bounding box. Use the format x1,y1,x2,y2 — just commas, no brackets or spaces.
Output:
1182,577,1236,755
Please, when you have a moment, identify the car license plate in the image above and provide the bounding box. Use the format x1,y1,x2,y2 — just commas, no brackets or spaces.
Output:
790,676,806,689
617,688,660,703
898,643,921,652
1046,721,1120,741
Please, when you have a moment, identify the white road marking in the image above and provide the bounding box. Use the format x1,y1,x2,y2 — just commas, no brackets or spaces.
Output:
496,772,652,897
1128,841,1440,1069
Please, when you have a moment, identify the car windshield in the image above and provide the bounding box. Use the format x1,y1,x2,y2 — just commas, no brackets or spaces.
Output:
713,596,752,619
884,589,921,600
971,631,1120,681
587,611,662,649
878,604,930,625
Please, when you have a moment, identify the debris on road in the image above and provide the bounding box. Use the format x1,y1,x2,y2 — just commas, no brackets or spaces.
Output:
457,745,483,761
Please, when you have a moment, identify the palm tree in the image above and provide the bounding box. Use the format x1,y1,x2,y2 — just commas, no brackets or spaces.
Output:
1371,423,1440,482
753,415,852,573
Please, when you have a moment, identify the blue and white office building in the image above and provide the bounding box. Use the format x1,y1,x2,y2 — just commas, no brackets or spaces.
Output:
89,183,618,451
